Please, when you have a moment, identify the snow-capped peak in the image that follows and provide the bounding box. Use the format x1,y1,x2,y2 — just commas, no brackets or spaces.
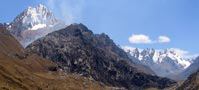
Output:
13,4,58,31
8,4,66,47
122,46,192,78
158,49,191,68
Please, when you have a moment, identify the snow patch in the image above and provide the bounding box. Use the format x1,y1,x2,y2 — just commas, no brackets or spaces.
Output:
30,24,47,30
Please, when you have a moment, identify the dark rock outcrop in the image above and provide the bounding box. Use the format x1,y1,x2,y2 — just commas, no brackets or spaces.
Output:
26,24,175,89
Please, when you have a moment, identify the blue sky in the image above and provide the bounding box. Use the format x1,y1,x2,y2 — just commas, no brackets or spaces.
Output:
0,0,199,56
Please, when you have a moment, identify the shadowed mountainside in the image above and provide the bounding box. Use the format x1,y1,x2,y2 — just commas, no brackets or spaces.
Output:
26,24,175,89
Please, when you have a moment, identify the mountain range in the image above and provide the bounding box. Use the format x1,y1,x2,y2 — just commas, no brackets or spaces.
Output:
122,46,193,79
0,4,199,90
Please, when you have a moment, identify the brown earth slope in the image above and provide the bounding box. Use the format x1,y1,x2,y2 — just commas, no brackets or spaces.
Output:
0,26,109,90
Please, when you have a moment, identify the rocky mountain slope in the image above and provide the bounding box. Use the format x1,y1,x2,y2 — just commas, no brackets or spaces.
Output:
177,70,199,90
7,4,65,47
0,25,109,90
26,24,175,89
123,47,192,78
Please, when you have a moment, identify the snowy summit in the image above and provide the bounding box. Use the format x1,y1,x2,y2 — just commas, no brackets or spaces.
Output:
8,4,66,47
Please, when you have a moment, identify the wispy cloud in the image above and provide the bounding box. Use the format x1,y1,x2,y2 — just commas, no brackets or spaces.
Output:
46,0,85,25
158,36,170,43
128,34,170,44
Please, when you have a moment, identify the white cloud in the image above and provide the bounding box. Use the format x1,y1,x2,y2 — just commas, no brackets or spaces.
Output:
128,34,171,44
158,36,170,43
128,34,152,44
46,0,85,25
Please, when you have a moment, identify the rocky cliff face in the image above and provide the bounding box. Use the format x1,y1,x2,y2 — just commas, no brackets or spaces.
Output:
26,24,175,89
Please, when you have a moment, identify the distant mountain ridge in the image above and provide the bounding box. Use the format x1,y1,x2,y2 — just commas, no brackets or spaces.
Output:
123,46,192,78
7,4,66,47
